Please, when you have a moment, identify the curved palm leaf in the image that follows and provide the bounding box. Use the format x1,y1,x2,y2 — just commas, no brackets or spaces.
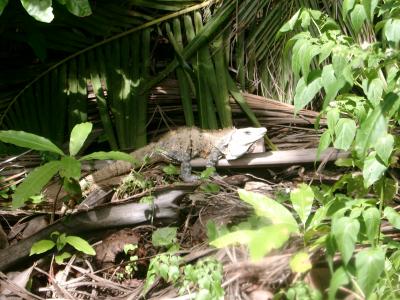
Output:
0,0,375,152
0,0,223,149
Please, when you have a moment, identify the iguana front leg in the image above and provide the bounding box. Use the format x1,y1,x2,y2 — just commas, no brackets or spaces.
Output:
206,147,221,168
163,150,198,182
180,159,199,182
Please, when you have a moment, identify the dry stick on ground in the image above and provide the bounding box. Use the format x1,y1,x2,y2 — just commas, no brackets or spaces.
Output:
0,271,44,300
0,186,194,271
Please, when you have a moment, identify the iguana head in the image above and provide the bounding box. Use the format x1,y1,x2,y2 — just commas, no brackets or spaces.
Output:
221,127,267,160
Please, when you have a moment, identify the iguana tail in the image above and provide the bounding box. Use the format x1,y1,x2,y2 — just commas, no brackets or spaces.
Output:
80,142,164,192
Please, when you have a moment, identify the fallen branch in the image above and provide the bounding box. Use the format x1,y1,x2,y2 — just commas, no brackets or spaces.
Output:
0,186,195,271
191,148,348,168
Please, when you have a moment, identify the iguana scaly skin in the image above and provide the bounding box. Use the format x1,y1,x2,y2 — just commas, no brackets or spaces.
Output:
80,127,267,193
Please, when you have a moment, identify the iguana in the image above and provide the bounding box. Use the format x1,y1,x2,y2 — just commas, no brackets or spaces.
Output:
80,127,267,193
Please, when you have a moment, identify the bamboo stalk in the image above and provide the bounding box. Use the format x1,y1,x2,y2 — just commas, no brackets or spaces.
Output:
184,14,209,128
194,11,224,129
136,28,152,147
121,35,132,149
67,58,79,130
236,31,246,90
87,51,118,149
140,1,236,94
211,35,232,127
110,40,124,148
170,20,195,126
42,74,51,139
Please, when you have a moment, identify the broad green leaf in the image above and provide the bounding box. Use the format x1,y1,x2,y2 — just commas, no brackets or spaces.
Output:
0,0,8,14
384,207,400,230
13,161,62,208
290,184,314,225
342,0,356,18
30,239,55,255
294,74,323,113
279,9,301,33
362,0,379,21
386,65,400,91
384,18,400,43
0,130,64,155
65,236,96,255
316,131,331,161
238,189,299,233
362,76,384,106
301,43,320,79
210,230,254,248
69,122,92,156
300,10,311,29
355,93,400,158
333,118,357,151
152,227,177,247
55,252,72,264
290,252,312,273
328,267,350,300
342,64,354,85
59,156,81,179
375,134,394,165
332,54,347,78
80,151,137,165
355,247,385,298
335,158,354,167
307,206,327,231
363,153,387,187
60,0,91,17
57,233,67,251
350,4,367,34
385,93,400,118
362,207,380,244
309,9,322,20
20,0,54,22
319,41,335,64
332,217,360,265
248,225,291,260
292,39,307,77
321,65,345,106
327,108,340,134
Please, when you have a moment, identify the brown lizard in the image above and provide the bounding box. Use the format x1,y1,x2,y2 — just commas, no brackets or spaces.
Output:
80,126,267,193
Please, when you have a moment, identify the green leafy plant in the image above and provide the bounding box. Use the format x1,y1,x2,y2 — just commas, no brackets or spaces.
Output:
0,122,136,208
211,186,326,263
144,254,224,300
152,227,179,253
30,231,95,264
162,164,180,176
278,1,400,298
144,253,182,293
116,243,139,281
0,177,15,200
0,0,92,23
211,189,298,260
144,226,224,298
115,171,153,199
180,259,224,300
276,281,322,300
